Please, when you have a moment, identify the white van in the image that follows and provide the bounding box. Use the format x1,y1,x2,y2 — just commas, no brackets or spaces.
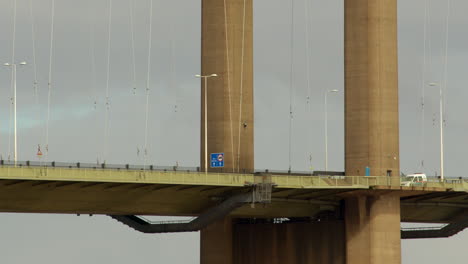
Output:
401,173,427,186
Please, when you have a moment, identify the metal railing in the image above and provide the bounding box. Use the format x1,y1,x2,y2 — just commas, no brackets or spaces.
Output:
401,225,447,232
0,160,200,172
137,216,196,225
0,161,467,190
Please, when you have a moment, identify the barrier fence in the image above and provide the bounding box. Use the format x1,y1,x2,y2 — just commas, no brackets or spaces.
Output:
0,161,466,190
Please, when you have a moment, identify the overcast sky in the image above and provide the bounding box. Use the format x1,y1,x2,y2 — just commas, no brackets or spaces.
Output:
0,0,466,263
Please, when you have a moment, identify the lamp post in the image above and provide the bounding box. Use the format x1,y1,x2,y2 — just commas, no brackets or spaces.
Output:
429,82,444,182
325,89,339,171
4,61,27,166
195,73,218,172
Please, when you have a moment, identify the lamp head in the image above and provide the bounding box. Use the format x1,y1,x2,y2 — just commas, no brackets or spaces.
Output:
329,89,339,93
195,74,202,78
4,63,11,66
210,74,218,77
19,61,27,66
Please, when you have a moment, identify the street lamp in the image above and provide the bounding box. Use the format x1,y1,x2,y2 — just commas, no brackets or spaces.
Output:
4,61,27,166
195,73,218,172
429,82,444,182
325,89,339,171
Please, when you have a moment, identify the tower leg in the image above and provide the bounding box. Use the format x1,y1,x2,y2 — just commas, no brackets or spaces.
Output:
201,218,346,264
200,218,233,264
345,0,400,176
345,194,401,264
201,0,254,173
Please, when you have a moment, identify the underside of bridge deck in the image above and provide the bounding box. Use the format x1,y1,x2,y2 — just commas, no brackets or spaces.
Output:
0,178,466,223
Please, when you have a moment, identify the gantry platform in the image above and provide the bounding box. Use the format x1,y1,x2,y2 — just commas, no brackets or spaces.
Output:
0,166,466,224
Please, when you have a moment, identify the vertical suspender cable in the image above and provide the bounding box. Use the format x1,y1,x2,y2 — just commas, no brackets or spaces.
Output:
129,0,137,95
236,0,247,172
88,0,99,163
288,0,295,172
442,0,450,125
304,0,312,170
427,2,436,136
7,0,18,161
223,0,235,172
304,0,311,109
103,0,113,163
420,0,428,170
427,0,433,76
169,25,178,166
45,0,55,160
129,0,139,159
29,0,41,156
170,27,178,113
427,0,434,134
169,23,179,166
11,0,16,67
143,0,154,169
378,0,383,170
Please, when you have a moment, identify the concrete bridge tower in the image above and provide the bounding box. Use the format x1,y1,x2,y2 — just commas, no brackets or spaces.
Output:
200,0,401,263
200,0,254,174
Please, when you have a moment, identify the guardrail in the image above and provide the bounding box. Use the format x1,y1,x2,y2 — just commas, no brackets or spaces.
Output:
0,160,200,172
0,166,467,191
401,225,447,232
137,216,196,225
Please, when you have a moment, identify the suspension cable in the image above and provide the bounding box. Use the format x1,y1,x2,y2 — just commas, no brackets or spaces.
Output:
420,0,428,170
88,0,99,162
223,0,235,172
236,0,247,172
11,0,16,64
427,0,433,77
45,0,56,160
304,0,312,169
288,0,295,172
143,0,154,169
169,25,178,166
29,0,38,100
29,0,41,157
305,0,311,110
377,0,383,169
129,0,137,95
103,0,113,164
442,0,450,125
7,0,18,161
7,97,13,161
129,0,140,160
170,26,178,113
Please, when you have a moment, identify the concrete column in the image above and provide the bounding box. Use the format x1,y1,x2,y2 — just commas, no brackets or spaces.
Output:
233,221,346,264
200,218,233,264
345,194,401,264
201,0,254,173
201,219,346,264
345,0,400,177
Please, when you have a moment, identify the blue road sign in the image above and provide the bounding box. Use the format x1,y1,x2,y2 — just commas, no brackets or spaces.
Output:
210,153,224,168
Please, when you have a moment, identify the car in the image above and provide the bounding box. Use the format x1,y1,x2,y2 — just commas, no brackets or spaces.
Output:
401,173,427,186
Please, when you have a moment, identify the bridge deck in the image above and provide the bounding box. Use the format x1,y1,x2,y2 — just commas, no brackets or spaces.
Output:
0,166,466,190
0,167,466,223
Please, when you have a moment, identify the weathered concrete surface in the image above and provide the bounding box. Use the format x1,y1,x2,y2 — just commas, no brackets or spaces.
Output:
345,0,400,177
200,218,233,264
345,194,401,264
201,0,253,173
201,219,345,264
344,1,402,262
233,221,345,264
